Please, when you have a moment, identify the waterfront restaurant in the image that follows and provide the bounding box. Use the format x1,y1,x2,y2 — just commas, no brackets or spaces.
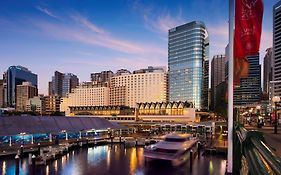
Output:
0,116,125,146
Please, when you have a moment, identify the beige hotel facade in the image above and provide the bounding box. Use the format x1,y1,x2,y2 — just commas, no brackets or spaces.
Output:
110,67,167,108
61,67,168,115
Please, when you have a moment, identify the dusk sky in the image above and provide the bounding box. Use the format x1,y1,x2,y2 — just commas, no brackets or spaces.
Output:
0,0,277,95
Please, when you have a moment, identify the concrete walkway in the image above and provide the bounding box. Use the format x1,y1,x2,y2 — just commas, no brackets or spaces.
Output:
245,125,281,157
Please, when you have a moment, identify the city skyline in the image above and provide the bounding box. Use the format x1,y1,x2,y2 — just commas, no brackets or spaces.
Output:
0,0,276,95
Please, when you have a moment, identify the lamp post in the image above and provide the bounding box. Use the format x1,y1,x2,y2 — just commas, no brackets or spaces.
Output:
272,96,280,134
256,105,261,128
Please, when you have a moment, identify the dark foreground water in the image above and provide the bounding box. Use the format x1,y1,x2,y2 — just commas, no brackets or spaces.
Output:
0,145,226,175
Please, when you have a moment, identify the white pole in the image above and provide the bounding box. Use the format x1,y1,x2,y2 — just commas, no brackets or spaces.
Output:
49,133,52,142
31,135,34,144
227,0,234,173
65,132,68,141
9,136,12,146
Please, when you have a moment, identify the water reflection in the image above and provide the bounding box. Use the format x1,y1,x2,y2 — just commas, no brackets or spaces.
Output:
0,145,226,175
2,161,6,175
130,148,137,174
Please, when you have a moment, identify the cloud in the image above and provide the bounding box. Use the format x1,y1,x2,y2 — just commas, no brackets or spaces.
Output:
207,23,229,58
144,13,184,34
71,15,107,34
132,1,183,34
65,56,166,72
33,16,166,56
36,6,59,19
208,23,228,38
260,30,272,57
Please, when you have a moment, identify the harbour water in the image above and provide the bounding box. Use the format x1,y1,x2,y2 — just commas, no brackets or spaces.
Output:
0,144,226,175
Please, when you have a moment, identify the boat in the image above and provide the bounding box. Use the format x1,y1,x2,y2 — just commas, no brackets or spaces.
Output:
124,137,136,147
144,133,198,166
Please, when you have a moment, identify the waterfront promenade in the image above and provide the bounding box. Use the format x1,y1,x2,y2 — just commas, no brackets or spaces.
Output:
245,125,281,157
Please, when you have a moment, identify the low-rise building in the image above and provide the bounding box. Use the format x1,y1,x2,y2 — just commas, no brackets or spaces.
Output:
44,95,61,115
26,95,45,115
136,101,196,123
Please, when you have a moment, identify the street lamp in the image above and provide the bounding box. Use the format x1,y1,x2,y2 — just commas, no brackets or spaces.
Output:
256,105,261,128
272,96,280,134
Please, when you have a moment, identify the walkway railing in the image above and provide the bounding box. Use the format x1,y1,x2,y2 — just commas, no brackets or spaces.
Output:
235,125,281,175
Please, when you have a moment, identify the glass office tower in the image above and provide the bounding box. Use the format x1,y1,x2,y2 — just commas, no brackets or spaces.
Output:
6,65,38,107
168,21,209,110
234,55,261,106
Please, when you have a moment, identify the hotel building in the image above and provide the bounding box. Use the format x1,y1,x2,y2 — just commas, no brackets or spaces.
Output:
109,66,167,108
60,82,110,115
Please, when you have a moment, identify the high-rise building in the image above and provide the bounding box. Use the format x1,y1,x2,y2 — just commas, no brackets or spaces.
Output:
115,69,131,76
6,66,37,107
0,79,4,108
91,70,114,87
263,48,273,96
49,71,79,97
48,81,53,96
273,1,281,97
234,55,261,106
62,73,79,97
168,21,209,110
16,81,38,111
211,55,226,109
110,67,167,108
50,71,63,96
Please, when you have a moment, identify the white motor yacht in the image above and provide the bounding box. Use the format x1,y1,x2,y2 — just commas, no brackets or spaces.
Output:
144,133,198,166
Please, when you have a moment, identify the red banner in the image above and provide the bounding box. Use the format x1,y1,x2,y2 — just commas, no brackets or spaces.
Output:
234,0,263,85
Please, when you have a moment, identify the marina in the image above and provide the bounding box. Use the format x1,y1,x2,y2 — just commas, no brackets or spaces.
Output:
0,144,227,175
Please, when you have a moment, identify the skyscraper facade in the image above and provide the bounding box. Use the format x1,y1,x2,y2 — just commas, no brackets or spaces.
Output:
49,71,79,97
91,70,114,86
6,65,37,107
50,71,63,96
211,55,226,109
0,79,4,108
273,1,281,97
168,21,209,110
263,48,273,96
62,73,79,97
234,55,261,106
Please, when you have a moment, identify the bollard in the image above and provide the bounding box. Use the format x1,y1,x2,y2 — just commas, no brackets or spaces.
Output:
20,145,24,158
28,154,32,164
135,139,138,147
198,142,201,159
37,143,41,155
32,155,36,175
15,154,20,175
9,136,12,147
190,150,193,172
119,136,121,143
31,135,34,144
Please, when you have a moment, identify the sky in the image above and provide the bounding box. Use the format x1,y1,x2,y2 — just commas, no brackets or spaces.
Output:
0,0,277,95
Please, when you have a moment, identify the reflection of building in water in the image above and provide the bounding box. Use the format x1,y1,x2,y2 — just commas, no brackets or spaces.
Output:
130,148,137,175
